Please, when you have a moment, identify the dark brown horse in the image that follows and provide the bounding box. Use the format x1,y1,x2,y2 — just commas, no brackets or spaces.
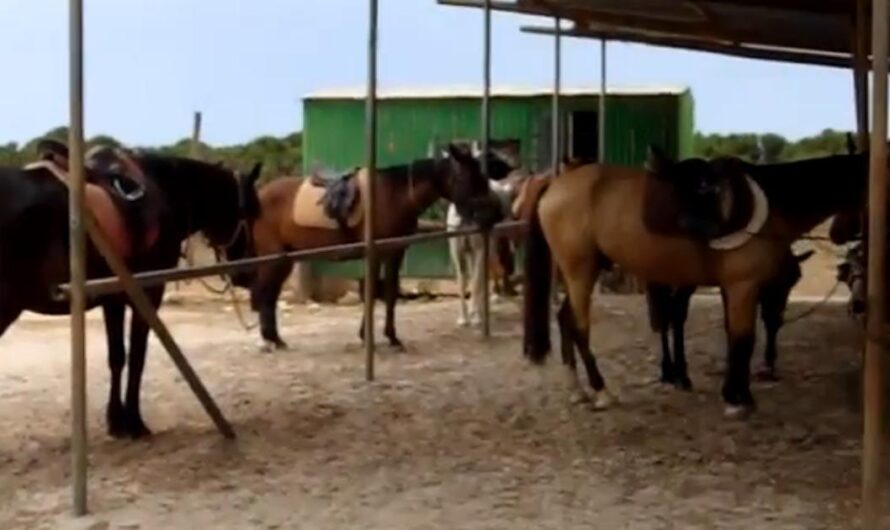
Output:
522,149,867,417
646,248,813,390
0,141,260,438
231,144,504,351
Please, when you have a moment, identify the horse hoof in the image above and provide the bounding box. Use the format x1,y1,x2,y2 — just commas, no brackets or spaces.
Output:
593,390,614,410
723,404,753,420
388,341,407,353
127,418,153,439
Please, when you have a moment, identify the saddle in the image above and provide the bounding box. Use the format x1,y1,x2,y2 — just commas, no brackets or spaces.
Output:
29,140,160,258
293,168,366,230
642,160,768,251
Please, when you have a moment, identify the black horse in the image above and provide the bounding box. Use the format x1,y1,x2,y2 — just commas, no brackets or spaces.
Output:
646,249,813,390
0,141,260,438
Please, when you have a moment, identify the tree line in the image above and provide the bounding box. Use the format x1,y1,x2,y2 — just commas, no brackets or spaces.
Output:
0,127,855,182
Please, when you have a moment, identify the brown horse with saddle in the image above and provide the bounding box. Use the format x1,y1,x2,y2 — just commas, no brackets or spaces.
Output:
522,147,867,418
228,143,505,351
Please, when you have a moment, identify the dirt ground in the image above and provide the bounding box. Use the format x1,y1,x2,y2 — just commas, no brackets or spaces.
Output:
0,264,885,529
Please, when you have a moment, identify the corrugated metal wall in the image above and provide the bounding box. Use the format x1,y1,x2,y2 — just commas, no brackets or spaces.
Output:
302,91,693,279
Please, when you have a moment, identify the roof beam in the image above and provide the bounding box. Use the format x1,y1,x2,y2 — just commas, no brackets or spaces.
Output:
521,25,853,69
439,0,851,54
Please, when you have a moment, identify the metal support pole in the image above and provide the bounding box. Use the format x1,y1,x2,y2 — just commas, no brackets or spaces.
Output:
551,16,562,172
549,16,562,305
863,0,888,527
598,39,607,163
68,0,88,516
480,0,492,338
855,0,869,151
364,0,379,382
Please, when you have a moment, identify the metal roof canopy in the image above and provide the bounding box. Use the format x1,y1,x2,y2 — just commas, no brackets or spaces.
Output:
304,85,687,100
439,0,876,68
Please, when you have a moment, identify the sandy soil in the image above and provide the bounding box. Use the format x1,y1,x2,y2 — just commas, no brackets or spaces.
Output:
0,279,884,529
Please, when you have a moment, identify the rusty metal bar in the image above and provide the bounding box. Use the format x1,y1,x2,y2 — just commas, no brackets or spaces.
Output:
480,0,492,339
364,0,379,382
68,0,88,516
58,222,527,299
863,0,888,527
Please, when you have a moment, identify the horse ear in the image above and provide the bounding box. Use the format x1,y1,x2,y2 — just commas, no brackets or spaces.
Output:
246,162,263,185
795,249,816,263
645,145,672,177
846,132,857,154
36,138,70,169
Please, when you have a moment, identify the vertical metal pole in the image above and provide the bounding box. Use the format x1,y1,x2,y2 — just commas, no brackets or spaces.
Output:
598,39,607,163
551,16,562,173
855,0,870,151
480,0,492,339
68,0,88,516
548,17,562,305
190,111,203,159
863,0,888,527
363,0,378,382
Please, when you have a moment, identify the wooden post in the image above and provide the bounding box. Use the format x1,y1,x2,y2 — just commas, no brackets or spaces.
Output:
68,0,88,516
855,0,869,151
551,16,562,171
190,111,203,160
480,0,492,338
863,0,888,527
364,0,379,382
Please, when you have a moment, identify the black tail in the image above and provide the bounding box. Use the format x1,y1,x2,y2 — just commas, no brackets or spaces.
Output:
523,194,553,364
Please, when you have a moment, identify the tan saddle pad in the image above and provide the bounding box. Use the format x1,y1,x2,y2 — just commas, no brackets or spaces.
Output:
292,168,367,230
24,160,134,259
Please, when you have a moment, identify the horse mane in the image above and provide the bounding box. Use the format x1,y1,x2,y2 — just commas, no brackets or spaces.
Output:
730,153,867,218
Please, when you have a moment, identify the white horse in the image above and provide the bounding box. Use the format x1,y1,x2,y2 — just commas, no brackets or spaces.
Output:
448,173,526,327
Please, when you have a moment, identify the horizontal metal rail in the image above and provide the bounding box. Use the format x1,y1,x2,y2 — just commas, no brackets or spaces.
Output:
55,220,527,299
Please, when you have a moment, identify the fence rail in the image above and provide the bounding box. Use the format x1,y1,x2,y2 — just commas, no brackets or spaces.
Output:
55,220,527,299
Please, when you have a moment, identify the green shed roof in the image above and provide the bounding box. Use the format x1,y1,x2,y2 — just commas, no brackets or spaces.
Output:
304,85,689,100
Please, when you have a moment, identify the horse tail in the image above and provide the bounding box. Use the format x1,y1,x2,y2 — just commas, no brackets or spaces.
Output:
523,184,553,364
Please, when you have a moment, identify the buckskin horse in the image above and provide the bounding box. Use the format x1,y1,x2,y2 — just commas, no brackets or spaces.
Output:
522,147,867,417
0,140,261,438
230,143,505,351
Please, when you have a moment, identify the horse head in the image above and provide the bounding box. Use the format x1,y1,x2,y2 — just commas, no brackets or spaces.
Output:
644,145,740,240
440,143,504,230
221,162,263,288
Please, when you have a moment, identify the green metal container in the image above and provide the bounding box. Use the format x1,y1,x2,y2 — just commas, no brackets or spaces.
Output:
301,86,694,279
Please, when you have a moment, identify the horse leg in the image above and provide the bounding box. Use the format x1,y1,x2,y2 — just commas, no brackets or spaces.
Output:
556,298,586,404
646,284,675,384
122,286,165,439
358,260,382,343
468,235,486,327
722,283,759,418
450,238,470,326
252,260,293,352
102,298,128,438
755,285,788,382
383,251,406,350
563,258,611,409
670,287,696,391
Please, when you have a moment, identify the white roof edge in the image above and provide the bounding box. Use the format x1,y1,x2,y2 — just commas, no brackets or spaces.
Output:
304,85,689,100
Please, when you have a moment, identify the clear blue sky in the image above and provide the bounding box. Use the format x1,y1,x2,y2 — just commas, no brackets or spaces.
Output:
0,0,857,146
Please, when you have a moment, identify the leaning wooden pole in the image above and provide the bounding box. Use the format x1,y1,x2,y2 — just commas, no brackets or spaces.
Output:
863,0,888,527
549,16,562,304
68,0,88,516
480,0,492,339
363,0,379,382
